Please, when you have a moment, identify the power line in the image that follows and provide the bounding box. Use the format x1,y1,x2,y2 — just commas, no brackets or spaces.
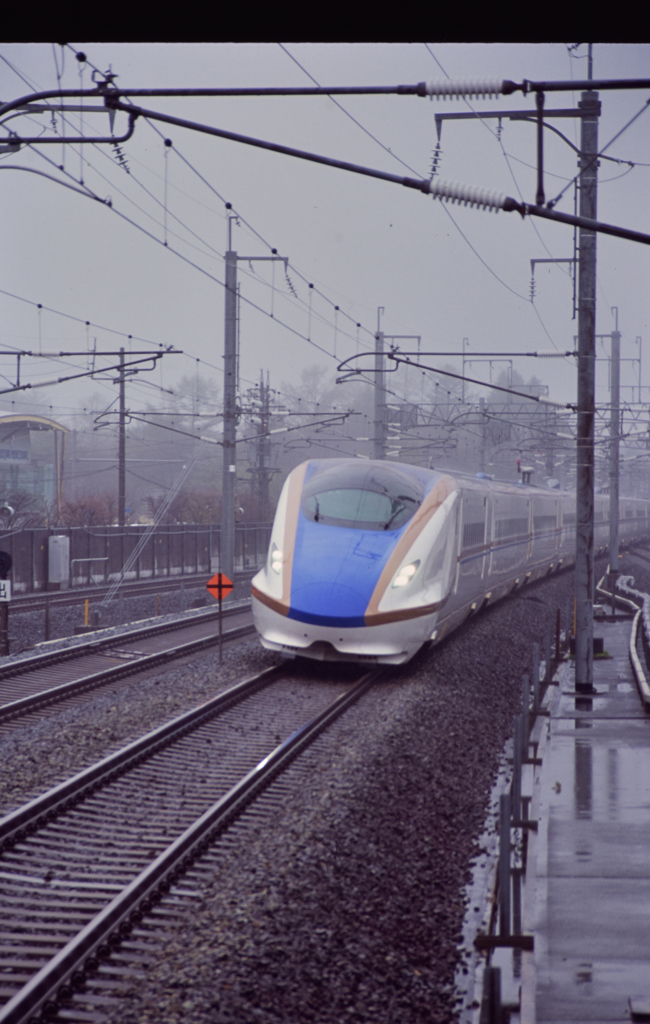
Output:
1,48,381,364
422,43,578,352
278,43,420,177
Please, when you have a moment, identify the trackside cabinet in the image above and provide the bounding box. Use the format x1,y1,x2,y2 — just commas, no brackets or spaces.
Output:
48,535,70,590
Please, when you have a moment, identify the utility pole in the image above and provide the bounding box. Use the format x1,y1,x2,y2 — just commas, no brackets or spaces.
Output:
575,48,600,693
371,315,422,461
373,307,385,460
247,373,274,522
259,377,272,521
608,308,621,596
222,217,238,582
221,220,288,579
118,347,126,528
462,338,469,403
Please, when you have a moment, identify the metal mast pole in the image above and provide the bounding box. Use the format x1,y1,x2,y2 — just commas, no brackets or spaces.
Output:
222,218,238,581
373,330,385,460
373,307,385,461
608,310,620,594
545,406,555,479
462,337,468,404
118,347,126,528
575,54,600,693
257,373,271,521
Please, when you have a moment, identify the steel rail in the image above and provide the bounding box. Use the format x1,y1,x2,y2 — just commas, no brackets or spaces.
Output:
0,665,281,845
0,619,255,726
0,600,251,681
0,668,380,1024
629,610,650,711
626,545,650,567
7,569,257,613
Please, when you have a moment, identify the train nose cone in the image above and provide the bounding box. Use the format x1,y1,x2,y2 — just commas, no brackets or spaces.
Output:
289,581,367,626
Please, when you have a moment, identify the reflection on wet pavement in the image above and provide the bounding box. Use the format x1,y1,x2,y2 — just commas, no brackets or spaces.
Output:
533,618,650,1023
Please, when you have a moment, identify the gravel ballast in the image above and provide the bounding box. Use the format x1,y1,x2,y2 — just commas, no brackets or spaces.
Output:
3,579,250,659
103,568,580,1024
4,558,638,1023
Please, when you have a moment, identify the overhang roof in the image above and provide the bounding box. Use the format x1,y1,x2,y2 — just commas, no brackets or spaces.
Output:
0,413,68,433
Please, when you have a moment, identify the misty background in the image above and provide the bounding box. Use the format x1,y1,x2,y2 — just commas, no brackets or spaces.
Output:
1,42,649,526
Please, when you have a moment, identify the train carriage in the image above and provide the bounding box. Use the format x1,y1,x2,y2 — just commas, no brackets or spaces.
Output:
251,458,649,665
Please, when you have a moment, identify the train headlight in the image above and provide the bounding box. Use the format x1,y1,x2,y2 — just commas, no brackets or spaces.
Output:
270,543,283,574
392,559,420,587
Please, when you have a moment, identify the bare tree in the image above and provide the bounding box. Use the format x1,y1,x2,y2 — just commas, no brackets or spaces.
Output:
0,490,48,529
142,489,220,525
60,492,118,526
164,373,221,422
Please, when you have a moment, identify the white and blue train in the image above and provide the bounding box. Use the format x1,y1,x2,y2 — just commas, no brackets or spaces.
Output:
252,458,650,665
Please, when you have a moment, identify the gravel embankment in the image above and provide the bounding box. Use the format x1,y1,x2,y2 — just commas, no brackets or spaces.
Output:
6,558,636,1023
89,569,581,1024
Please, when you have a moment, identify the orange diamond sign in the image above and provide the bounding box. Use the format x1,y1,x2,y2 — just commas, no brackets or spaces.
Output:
207,572,234,600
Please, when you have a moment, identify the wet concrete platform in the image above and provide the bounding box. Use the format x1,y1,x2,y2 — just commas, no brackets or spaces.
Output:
521,616,650,1023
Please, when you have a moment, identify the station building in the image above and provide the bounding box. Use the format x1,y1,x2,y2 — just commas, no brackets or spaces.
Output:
0,412,67,512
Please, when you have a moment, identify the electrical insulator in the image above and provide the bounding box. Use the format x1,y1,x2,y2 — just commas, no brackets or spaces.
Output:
427,178,520,213
429,142,442,180
284,268,298,298
423,78,515,99
530,277,536,301
111,142,130,174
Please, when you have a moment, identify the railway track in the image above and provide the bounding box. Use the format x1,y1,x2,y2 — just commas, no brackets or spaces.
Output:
0,603,254,731
0,663,380,1023
628,543,650,566
7,569,257,615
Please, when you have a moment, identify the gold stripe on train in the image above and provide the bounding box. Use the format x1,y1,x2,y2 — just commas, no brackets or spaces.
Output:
365,475,457,623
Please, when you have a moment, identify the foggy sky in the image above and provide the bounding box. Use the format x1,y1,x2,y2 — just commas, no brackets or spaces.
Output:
1,43,649,460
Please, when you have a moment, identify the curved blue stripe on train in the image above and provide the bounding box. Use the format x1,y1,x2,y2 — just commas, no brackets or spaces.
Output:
288,519,397,626
287,459,428,627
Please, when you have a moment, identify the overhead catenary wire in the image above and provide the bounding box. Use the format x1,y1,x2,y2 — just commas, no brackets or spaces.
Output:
1,47,556,418
23,147,340,361
423,42,569,352
0,53,380,370
271,42,568,408
2,43,645,426
27,104,380,369
278,42,541,317
125,102,380,350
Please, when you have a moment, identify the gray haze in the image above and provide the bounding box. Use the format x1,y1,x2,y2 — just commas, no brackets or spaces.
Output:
1,43,649,489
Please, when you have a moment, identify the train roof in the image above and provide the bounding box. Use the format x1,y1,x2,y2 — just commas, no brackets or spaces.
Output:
297,458,573,499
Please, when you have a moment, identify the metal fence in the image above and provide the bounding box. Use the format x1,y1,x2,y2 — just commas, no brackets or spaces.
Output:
0,522,272,593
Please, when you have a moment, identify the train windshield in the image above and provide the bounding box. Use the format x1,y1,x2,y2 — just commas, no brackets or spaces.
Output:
302,462,423,531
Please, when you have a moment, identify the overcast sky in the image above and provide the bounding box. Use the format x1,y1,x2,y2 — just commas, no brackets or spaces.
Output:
1,42,649,438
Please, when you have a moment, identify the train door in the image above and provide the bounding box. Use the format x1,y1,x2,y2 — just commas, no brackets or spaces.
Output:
458,489,488,584
560,499,576,556
532,495,558,561
490,491,530,575
483,494,492,580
